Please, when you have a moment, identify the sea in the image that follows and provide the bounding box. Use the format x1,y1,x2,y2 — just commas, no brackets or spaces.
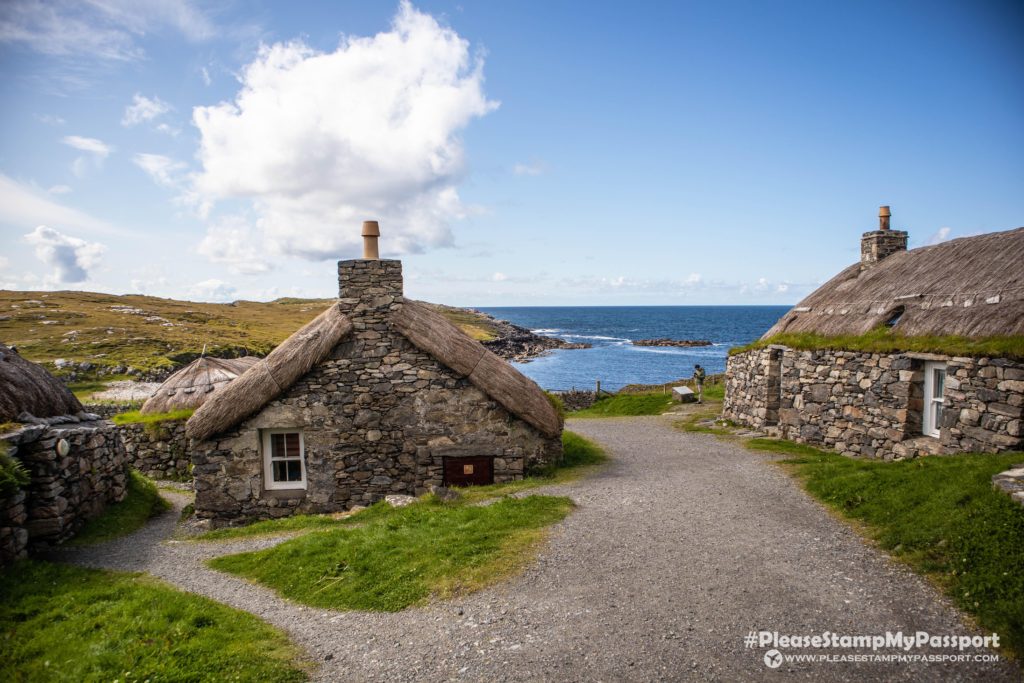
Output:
475,306,790,392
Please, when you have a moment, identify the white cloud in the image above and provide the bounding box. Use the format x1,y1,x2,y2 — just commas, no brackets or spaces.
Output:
133,153,185,188
197,215,271,275
776,282,790,293
191,1,498,264
926,227,952,245
187,278,236,302
155,122,180,136
0,256,9,272
122,93,170,126
0,173,118,235
0,0,214,61
48,184,71,194
685,272,702,285
200,65,211,86
513,160,546,176
37,113,65,125
62,135,111,156
492,272,507,282
23,224,105,283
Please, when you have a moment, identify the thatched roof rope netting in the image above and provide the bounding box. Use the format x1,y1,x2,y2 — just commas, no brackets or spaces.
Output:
141,356,260,414
764,227,1024,339
0,344,82,422
392,300,563,437
186,304,353,441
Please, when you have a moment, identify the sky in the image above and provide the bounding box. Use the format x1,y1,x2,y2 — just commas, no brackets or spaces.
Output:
1,0,1022,306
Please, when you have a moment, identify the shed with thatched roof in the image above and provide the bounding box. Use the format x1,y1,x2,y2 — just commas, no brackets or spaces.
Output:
724,207,1024,460
187,225,562,526
141,356,259,414
0,344,82,422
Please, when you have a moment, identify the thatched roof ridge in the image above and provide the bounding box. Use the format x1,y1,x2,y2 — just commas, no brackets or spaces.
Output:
0,344,82,421
141,356,259,414
764,227,1024,339
186,304,353,441
392,300,563,437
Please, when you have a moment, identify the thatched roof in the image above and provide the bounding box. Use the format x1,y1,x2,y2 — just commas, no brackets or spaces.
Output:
186,298,563,442
186,304,353,441
0,344,82,422
141,356,260,414
764,227,1024,339
393,301,563,437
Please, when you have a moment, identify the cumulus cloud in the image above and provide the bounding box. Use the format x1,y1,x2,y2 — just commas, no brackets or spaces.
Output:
23,224,105,283
191,1,497,265
187,278,236,302
122,93,170,126
133,153,186,187
0,0,214,61
196,215,271,274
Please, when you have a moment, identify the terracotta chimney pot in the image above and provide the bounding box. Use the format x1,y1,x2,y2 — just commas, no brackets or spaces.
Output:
362,220,380,260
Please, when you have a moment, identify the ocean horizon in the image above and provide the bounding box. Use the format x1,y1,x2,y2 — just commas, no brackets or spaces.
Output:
475,305,790,392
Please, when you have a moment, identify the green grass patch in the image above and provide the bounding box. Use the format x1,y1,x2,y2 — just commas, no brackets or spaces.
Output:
111,408,194,426
0,442,30,497
208,495,574,611
571,391,674,417
0,560,308,682
195,431,607,541
69,470,170,546
748,438,1024,659
730,328,1024,360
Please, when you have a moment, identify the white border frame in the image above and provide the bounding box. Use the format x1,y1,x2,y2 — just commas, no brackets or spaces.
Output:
262,429,307,491
922,361,945,439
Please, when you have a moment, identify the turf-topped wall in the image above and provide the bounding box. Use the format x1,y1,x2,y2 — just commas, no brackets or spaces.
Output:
119,420,190,480
1,420,127,559
725,347,1024,459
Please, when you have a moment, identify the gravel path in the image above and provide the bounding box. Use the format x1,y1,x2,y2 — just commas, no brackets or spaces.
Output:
49,416,1018,681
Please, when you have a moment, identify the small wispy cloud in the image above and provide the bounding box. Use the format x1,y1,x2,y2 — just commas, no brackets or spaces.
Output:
61,135,111,156
133,153,186,187
925,227,952,245
187,278,237,303
122,93,170,126
492,272,508,282
36,113,65,125
513,160,546,176
47,184,71,194
200,65,212,86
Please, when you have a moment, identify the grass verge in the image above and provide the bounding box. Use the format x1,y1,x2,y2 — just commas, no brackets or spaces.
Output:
111,408,194,426
208,495,574,611
571,391,674,417
0,560,308,682
747,438,1024,660
69,470,170,546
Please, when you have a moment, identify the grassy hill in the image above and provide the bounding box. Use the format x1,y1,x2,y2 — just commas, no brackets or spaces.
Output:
0,290,500,380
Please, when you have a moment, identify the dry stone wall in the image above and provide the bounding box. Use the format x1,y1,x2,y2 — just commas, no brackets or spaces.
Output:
1,490,28,564
120,420,190,480
1,421,127,555
192,260,561,527
725,347,1024,459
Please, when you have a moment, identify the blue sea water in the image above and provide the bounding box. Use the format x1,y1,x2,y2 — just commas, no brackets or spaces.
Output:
476,306,789,391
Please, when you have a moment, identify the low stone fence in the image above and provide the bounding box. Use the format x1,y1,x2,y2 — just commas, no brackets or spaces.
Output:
1,421,127,559
555,390,599,412
119,420,190,480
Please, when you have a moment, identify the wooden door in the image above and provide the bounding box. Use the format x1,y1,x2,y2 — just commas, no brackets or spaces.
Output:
443,456,494,487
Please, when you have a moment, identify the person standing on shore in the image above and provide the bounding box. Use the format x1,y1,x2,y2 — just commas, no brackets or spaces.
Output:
693,364,706,403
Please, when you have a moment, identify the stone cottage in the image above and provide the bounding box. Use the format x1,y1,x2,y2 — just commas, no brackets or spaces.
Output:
185,222,563,526
724,207,1024,459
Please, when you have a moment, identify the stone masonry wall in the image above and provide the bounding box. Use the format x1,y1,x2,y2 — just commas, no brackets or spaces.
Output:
1,490,28,564
192,260,561,526
120,420,190,480
725,347,1023,459
1,421,128,551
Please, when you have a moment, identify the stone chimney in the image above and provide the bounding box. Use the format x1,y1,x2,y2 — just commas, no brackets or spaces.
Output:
338,221,403,315
860,205,908,267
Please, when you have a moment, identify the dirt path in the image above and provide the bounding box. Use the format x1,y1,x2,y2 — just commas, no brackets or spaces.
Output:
50,417,1017,681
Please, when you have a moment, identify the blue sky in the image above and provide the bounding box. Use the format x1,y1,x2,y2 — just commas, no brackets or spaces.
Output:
1,0,1022,305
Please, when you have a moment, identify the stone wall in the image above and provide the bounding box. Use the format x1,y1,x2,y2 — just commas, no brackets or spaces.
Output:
725,347,1024,459
1,421,128,552
192,259,561,527
120,420,190,480
1,490,28,564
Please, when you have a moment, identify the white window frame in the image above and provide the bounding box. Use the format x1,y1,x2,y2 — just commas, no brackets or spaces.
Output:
261,429,307,491
922,362,946,439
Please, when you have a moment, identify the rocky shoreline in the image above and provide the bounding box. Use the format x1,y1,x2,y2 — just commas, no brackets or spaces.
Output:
631,338,712,348
471,311,591,363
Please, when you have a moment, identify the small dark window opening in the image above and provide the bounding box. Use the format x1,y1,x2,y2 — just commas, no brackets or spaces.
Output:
884,306,905,328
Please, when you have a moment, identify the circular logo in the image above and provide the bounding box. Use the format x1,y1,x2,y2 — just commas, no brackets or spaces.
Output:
763,649,783,669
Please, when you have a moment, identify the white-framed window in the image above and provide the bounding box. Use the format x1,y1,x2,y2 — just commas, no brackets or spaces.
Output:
922,362,946,438
261,429,306,490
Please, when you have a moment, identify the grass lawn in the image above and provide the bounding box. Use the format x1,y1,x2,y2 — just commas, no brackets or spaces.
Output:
208,495,574,612
69,470,170,546
0,560,308,682
571,391,674,417
748,438,1024,660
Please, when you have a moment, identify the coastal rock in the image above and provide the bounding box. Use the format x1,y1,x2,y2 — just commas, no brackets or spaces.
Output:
632,339,712,348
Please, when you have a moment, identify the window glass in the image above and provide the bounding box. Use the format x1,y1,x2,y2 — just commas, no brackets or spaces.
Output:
267,431,304,485
933,368,945,399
